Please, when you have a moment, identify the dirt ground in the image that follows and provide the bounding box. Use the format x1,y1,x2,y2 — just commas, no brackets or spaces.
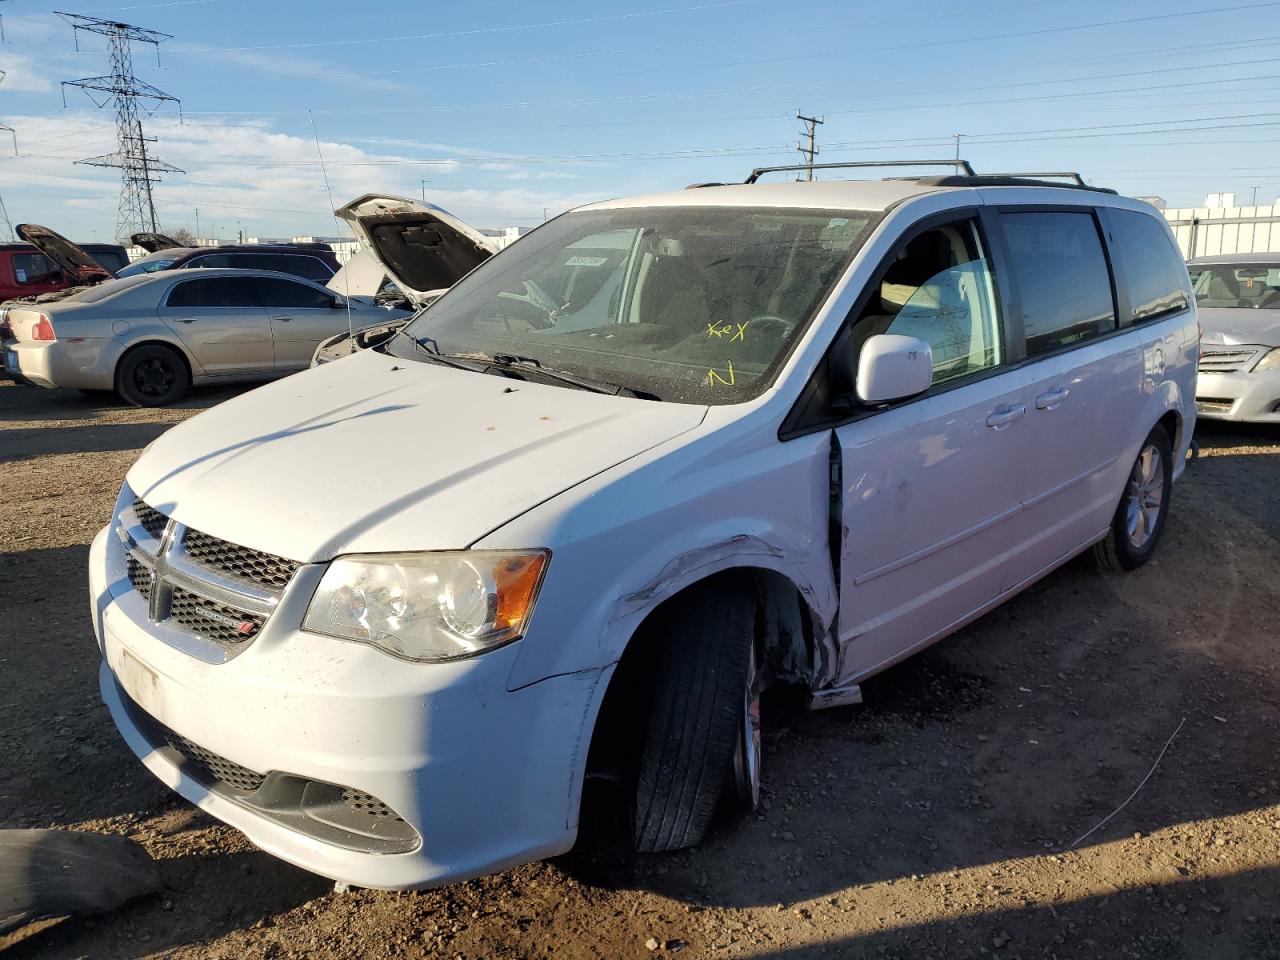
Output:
1,377,1278,960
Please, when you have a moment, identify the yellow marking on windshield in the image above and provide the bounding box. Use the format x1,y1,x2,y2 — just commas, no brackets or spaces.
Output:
707,360,736,386
706,322,749,342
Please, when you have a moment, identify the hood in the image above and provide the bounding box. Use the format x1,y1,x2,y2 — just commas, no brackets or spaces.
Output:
335,194,498,306
326,249,390,298
1197,307,1280,348
15,223,114,285
126,349,706,562
130,231,182,253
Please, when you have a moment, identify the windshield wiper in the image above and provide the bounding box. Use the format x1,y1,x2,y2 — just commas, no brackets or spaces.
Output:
397,331,493,373
489,353,658,399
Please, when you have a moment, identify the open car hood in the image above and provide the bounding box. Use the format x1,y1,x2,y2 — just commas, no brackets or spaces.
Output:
130,231,182,253
335,194,498,306
15,223,114,285
326,249,390,298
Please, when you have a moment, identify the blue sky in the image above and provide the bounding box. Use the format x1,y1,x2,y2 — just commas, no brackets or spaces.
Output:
1,0,1278,242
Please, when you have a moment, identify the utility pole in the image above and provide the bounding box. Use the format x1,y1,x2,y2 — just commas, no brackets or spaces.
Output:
421,179,429,204
796,111,823,181
57,12,184,241
1250,185,1260,206
954,133,963,161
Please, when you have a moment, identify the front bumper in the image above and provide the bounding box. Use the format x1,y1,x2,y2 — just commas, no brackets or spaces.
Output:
1196,368,1280,422
89,526,606,889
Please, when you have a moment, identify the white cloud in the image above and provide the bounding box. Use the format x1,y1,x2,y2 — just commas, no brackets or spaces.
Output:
0,52,55,93
0,113,598,238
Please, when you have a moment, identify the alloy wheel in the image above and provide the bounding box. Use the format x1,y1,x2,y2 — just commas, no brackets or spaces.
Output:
1125,442,1165,550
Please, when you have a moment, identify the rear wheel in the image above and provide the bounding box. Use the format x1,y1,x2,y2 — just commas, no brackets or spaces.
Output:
631,577,758,853
1093,423,1173,571
116,344,189,407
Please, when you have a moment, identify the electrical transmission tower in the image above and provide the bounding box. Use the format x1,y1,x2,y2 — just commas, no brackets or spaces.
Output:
57,12,183,240
0,69,15,240
796,112,823,181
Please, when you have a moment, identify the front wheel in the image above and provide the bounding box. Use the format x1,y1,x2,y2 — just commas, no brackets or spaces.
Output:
1094,423,1173,571
115,344,189,407
631,577,758,853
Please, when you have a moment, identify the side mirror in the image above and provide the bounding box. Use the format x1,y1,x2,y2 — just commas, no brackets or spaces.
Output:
856,334,933,404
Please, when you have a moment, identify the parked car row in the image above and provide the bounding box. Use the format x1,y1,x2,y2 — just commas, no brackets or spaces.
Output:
1,195,496,404
88,165,1199,891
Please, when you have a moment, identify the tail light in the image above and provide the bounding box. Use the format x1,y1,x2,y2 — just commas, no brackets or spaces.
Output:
31,315,55,341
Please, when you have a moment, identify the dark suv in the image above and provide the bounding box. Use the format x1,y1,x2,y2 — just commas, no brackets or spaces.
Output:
117,244,340,282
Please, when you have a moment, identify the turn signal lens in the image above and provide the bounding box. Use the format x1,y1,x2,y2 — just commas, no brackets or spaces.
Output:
31,315,55,341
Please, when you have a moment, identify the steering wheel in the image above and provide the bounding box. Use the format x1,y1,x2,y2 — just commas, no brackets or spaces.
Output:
744,315,797,340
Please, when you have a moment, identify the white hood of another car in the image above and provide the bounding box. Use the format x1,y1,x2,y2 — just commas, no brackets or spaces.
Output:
1198,307,1280,348
126,350,706,562
336,194,499,306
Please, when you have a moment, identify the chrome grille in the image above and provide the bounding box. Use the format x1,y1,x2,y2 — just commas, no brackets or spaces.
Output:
1199,346,1262,374
126,555,153,601
166,732,266,794
131,497,168,540
169,585,264,646
116,491,300,661
183,528,299,590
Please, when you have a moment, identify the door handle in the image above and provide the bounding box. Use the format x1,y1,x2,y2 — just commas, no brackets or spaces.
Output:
1035,387,1070,411
172,316,198,324
271,315,292,323
986,402,1027,429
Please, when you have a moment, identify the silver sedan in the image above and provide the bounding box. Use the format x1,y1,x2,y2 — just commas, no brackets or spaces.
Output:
2,268,409,405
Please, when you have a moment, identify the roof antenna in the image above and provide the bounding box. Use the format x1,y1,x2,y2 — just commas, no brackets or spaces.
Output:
308,109,353,346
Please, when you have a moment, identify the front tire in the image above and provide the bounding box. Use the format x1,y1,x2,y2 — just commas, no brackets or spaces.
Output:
115,344,189,407
1094,423,1173,572
631,577,757,853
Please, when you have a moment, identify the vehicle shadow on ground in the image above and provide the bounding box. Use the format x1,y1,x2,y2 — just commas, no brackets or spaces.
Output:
0,421,182,462
556,433,1280,910
742,865,1280,959
0,383,253,422
1,844,332,959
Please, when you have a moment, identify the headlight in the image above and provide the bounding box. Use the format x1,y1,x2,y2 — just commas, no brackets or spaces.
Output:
302,551,549,662
1253,347,1280,373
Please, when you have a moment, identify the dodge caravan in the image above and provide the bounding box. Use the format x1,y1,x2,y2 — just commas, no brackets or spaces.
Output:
89,164,1198,889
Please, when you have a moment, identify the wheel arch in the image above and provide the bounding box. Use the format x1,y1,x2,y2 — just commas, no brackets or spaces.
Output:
113,337,196,390
584,565,818,780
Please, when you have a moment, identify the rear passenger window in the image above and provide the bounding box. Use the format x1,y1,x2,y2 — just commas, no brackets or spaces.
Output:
1000,211,1115,358
286,256,335,281
1107,209,1190,322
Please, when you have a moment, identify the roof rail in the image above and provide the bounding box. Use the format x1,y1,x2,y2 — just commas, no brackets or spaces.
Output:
979,171,1088,186
744,159,976,184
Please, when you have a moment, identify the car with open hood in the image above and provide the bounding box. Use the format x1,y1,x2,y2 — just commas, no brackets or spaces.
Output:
0,224,120,308
1189,253,1280,422
89,164,1196,891
311,195,499,364
3,267,409,404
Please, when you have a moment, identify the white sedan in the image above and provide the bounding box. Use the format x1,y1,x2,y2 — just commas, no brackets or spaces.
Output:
1190,254,1280,423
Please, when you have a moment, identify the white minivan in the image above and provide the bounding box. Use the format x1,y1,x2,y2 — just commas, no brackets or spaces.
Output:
89,165,1198,889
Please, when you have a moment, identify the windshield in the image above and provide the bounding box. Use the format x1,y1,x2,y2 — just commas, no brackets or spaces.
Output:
386,206,875,403
117,255,178,278
1188,264,1280,309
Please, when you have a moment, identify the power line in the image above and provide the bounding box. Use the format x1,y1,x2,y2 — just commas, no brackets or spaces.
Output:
57,11,184,239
